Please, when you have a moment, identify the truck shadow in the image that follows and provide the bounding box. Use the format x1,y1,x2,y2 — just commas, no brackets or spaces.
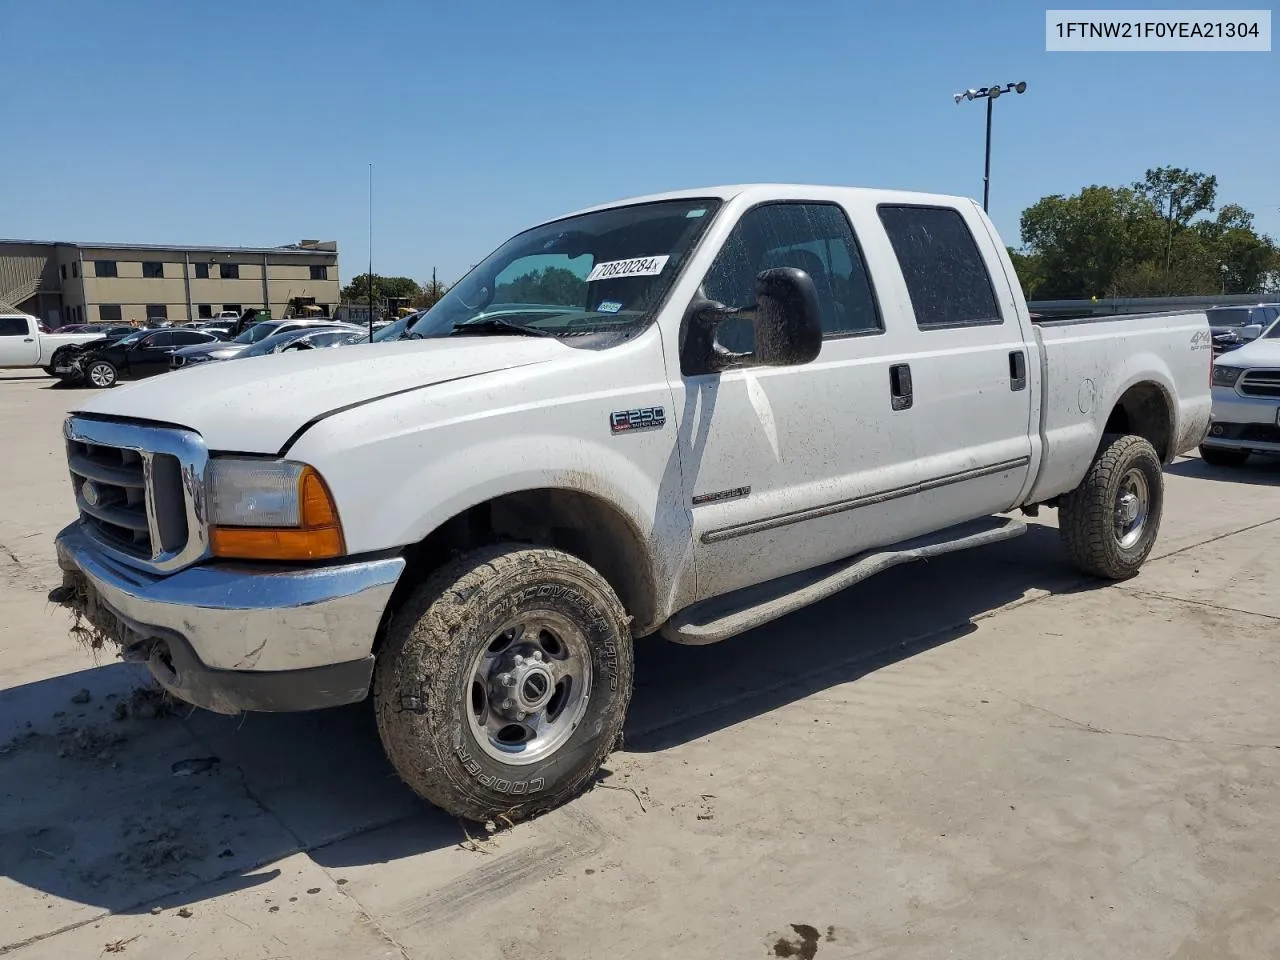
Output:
0,522,1093,933
626,522,1097,750
1165,455,1280,487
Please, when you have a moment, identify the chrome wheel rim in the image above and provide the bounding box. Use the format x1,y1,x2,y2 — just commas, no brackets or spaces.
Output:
89,363,114,387
466,611,592,765
1114,468,1150,549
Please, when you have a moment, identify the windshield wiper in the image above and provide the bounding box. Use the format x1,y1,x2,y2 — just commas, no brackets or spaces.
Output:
449,318,554,338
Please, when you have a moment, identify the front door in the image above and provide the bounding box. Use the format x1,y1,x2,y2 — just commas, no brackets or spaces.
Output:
130,331,177,376
675,200,927,602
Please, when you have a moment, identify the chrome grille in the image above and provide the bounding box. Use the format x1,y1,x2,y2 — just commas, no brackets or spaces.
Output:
64,416,211,573
1240,369,1280,398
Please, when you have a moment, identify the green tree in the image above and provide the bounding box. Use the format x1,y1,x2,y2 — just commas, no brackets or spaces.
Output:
1133,166,1218,278
493,267,587,306
413,267,451,310
341,273,422,302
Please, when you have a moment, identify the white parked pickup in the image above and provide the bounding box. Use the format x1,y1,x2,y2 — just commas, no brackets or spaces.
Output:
0,314,119,372
52,184,1213,822
1199,320,1280,466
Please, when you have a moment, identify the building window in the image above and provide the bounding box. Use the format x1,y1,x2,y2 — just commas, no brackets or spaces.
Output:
309,265,328,281
146,304,168,321
72,262,79,278
197,304,213,319
222,304,242,314
194,262,210,279
60,264,67,279
143,261,164,279
220,262,240,279
99,305,122,323
94,260,118,278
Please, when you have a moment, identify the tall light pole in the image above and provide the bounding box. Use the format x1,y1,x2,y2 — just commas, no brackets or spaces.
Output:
953,81,1027,212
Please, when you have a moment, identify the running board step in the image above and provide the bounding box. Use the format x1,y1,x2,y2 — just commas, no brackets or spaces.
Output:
661,515,1028,646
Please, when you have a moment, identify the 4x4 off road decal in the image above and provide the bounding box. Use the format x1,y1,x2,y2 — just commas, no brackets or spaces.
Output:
610,406,665,434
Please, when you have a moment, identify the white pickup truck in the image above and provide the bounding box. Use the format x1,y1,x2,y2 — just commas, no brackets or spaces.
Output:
52,184,1212,822
0,314,117,373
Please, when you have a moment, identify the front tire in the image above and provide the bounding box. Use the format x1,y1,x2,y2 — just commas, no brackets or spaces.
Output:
1059,434,1163,580
374,544,633,823
1198,444,1250,467
86,360,118,388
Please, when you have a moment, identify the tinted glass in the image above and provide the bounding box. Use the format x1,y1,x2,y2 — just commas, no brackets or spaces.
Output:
701,202,882,353
878,205,1001,328
99,305,123,322
144,332,175,347
143,262,164,278
0,317,28,336
172,330,211,345
220,263,240,279
94,260,118,278
194,263,210,279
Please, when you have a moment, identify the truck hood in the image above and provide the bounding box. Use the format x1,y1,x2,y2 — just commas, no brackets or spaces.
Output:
73,336,571,453
1221,336,1280,367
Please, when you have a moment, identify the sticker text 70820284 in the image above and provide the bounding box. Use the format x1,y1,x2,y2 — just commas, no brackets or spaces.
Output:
587,255,669,282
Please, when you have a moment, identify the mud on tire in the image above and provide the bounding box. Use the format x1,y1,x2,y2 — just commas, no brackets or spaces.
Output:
1059,433,1164,580
373,544,633,823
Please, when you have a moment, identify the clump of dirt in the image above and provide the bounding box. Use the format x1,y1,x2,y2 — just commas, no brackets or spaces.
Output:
55,725,127,761
80,815,211,888
113,686,179,722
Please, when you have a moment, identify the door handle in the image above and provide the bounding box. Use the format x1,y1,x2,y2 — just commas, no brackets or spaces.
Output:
889,363,913,411
24,338,34,342
1009,350,1027,391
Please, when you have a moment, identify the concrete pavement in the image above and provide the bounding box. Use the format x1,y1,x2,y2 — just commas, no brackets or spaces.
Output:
2,369,1279,959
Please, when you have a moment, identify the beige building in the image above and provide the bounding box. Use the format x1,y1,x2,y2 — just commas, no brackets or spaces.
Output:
0,238,340,327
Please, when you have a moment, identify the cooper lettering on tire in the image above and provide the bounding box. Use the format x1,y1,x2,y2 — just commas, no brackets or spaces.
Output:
374,545,634,822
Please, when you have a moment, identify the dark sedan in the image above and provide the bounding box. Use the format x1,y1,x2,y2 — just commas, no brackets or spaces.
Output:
61,328,225,387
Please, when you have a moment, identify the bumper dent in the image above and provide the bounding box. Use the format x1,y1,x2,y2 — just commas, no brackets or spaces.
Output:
54,521,404,712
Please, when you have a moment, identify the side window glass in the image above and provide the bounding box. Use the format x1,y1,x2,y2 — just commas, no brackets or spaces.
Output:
877,205,1001,328
699,202,882,354
145,332,175,348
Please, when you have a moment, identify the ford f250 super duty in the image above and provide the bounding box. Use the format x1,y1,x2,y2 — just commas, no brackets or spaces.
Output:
51,184,1213,822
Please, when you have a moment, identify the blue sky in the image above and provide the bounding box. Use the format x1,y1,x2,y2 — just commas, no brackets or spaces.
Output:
3,1,1276,285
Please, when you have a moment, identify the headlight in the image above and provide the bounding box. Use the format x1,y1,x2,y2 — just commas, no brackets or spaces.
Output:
207,458,344,560
1212,365,1244,388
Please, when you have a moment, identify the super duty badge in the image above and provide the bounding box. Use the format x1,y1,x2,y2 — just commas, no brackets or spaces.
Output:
610,406,666,434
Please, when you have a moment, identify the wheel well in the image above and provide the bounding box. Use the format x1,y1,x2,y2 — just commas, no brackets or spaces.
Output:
380,489,656,647
1103,382,1172,461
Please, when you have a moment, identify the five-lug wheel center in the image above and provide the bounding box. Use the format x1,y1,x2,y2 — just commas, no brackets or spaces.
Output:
490,652,555,719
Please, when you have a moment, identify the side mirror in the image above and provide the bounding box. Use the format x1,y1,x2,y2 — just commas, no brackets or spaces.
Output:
682,267,823,375
1242,323,1263,341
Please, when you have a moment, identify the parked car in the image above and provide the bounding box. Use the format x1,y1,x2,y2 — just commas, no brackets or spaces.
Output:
169,319,360,368
173,326,359,369
342,310,428,344
1207,303,1280,355
53,183,1211,823
59,328,225,387
0,314,132,374
48,327,145,375
1199,316,1280,465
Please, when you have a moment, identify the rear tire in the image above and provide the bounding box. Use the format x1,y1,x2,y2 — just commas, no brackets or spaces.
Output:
1198,444,1250,467
374,544,633,823
1059,434,1163,580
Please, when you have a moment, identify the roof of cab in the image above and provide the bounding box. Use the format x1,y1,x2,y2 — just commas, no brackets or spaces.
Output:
556,184,979,222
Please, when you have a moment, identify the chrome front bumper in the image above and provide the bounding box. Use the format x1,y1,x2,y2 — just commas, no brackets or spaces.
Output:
54,521,405,714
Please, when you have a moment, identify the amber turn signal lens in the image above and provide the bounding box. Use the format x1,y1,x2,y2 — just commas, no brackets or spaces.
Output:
210,525,345,561
211,465,345,561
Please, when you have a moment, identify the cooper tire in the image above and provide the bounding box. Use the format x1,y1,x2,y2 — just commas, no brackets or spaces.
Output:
1059,433,1163,580
87,360,118,388
1198,444,1250,467
374,544,633,823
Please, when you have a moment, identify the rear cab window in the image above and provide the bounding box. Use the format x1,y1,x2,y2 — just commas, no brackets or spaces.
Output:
877,205,1002,329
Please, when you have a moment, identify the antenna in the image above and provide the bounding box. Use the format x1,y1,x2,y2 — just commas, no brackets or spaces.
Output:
368,163,374,341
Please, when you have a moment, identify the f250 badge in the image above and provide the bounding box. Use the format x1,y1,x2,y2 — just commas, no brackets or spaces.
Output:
610,406,666,434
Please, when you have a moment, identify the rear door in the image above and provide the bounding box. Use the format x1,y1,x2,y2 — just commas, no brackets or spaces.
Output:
874,203,1034,530
0,316,39,366
130,331,178,376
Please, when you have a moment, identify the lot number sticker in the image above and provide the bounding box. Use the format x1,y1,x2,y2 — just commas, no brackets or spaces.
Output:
587,255,669,282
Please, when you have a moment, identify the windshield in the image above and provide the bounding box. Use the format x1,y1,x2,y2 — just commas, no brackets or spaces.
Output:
405,198,721,340
233,321,282,344
1263,318,1280,339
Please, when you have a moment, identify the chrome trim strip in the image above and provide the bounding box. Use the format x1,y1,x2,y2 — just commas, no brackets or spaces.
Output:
65,415,212,573
700,456,1032,544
